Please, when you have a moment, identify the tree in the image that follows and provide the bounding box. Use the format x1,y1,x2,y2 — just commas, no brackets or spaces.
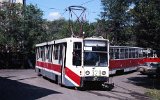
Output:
0,3,45,68
45,19,97,39
45,19,71,40
22,4,46,53
100,0,135,45
0,3,23,52
131,0,160,52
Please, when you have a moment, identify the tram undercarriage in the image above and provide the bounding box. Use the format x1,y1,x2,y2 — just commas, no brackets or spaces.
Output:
80,77,114,90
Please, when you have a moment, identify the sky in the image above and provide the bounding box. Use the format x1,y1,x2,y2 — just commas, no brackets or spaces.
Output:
26,0,102,22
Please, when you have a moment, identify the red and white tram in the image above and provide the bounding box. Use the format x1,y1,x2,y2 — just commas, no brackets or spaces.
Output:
109,46,160,74
35,36,114,89
109,46,144,74
143,48,160,63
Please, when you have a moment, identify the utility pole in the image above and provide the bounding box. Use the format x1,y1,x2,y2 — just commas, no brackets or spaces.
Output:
23,0,26,6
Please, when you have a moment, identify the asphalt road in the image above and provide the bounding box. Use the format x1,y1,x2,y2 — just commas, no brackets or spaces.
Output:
0,69,157,100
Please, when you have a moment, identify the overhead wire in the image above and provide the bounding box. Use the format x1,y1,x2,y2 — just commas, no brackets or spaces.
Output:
81,0,95,5
27,0,99,22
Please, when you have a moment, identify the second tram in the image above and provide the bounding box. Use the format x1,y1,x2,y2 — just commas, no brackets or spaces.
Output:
109,46,160,74
109,46,144,74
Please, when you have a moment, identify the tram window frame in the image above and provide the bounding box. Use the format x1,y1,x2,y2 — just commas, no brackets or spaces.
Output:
41,47,45,61
110,48,114,59
120,48,125,59
135,49,139,58
36,47,39,60
138,49,143,58
129,48,136,58
38,47,41,59
39,47,41,59
115,48,119,59
54,44,58,60
132,49,136,58
58,44,63,64
125,49,129,58
39,47,42,59
52,45,54,61
49,45,53,62
46,45,53,62
129,49,132,58
46,46,49,60
73,42,82,66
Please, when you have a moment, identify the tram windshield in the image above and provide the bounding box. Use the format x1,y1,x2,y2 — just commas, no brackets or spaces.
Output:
84,51,108,67
83,40,108,67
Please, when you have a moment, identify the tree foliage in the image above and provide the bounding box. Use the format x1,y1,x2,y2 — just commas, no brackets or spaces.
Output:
0,3,45,68
45,19,71,40
45,19,97,39
100,0,160,55
0,3,45,53
0,3,98,68
100,0,160,52
22,4,46,53
100,0,134,45
2,0,160,68
131,0,160,50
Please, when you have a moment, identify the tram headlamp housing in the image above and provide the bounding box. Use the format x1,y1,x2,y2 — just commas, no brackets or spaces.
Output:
85,71,90,75
102,71,106,75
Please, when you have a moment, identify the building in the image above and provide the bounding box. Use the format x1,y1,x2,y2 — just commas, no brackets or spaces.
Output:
0,0,25,4
0,0,25,7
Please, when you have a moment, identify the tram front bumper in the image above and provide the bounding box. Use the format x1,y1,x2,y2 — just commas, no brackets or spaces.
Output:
80,76,114,90
81,76,109,82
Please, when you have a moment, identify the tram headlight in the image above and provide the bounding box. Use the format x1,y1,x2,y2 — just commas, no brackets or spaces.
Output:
102,71,106,75
85,71,90,75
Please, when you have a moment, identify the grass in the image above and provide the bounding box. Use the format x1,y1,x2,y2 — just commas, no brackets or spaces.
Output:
145,89,160,100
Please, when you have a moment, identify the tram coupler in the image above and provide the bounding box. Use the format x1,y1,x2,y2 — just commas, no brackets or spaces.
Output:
102,82,114,91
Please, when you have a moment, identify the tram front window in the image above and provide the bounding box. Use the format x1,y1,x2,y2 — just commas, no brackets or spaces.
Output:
84,52,108,67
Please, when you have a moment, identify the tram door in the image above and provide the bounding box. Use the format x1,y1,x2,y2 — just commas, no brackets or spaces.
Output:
59,43,67,85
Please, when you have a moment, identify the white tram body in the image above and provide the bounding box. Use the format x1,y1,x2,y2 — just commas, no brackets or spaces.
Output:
35,37,112,88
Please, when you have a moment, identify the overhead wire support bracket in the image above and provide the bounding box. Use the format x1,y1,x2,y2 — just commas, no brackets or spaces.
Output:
66,5,86,37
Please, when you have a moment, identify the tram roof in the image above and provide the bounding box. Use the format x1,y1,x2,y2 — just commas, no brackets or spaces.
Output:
110,45,143,49
36,37,108,47
35,36,109,47
35,37,80,47
84,36,109,41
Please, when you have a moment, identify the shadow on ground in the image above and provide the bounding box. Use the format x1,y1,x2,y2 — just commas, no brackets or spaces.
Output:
84,84,151,100
0,77,61,100
127,74,160,89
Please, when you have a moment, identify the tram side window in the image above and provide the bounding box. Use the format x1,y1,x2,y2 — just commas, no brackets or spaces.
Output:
41,47,45,61
120,49,125,59
36,47,39,60
125,49,129,58
110,49,114,59
73,42,82,66
129,49,132,58
49,45,53,62
115,49,119,59
138,49,143,58
46,45,53,62
132,49,136,58
135,49,138,58
58,45,63,64
46,46,49,59
129,48,136,58
54,45,58,60
37,47,41,60
38,47,42,59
